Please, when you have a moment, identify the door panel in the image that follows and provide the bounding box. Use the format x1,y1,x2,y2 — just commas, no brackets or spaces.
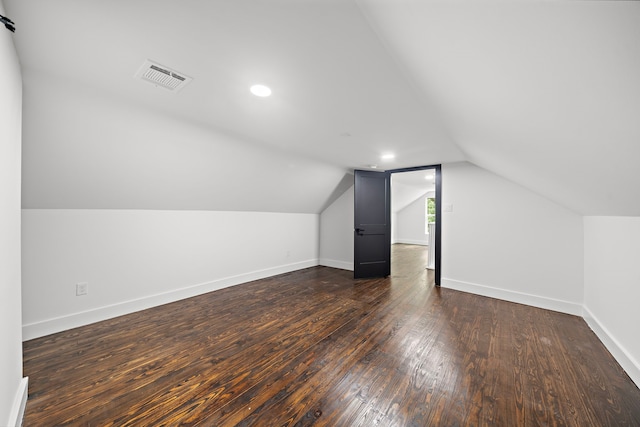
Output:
354,170,390,279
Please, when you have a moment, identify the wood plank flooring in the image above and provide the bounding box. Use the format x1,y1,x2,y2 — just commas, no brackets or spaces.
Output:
23,244,640,426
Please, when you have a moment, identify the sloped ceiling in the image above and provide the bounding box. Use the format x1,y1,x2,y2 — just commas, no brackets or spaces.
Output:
391,170,435,214
6,0,640,215
359,0,640,215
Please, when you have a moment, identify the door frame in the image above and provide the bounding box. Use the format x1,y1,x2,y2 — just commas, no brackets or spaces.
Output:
388,164,442,286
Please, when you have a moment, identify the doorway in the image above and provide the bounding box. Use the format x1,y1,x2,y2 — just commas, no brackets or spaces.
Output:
390,166,440,285
353,165,441,285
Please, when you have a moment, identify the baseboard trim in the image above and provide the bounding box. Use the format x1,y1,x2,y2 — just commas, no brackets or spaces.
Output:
22,259,319,341
394,239,428,246
8,377,28,427
318,258,354,271
440,277,583,316
583,306,640,388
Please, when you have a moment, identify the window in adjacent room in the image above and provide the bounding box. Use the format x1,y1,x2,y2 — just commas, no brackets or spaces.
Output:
425,197,436,234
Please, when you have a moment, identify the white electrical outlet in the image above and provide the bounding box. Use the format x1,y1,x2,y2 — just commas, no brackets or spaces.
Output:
76,282,88,296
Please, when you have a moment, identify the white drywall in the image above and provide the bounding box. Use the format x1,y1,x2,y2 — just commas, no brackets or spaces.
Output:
441,162,584,315
319,186,354,271
22,209,319,339
20,70,348,214
395,191,434,246
583,216,640,387
391,212,398,244
0,2,27,424
359,0,640,216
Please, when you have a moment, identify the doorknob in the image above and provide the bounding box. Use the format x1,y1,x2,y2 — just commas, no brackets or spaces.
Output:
355,228,365,236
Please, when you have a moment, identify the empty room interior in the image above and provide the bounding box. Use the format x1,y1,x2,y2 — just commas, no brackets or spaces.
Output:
2,0,640,425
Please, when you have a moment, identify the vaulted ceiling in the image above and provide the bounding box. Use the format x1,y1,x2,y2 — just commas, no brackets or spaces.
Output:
391,170,435,214
6,0,640,215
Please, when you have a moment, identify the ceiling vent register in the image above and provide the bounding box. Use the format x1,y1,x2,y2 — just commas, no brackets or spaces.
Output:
135,60,192,92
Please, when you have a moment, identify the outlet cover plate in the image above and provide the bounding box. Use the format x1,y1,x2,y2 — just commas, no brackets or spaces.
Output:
76,282,88,296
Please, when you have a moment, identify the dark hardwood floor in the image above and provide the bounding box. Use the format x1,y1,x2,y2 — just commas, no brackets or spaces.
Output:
23,244,640,426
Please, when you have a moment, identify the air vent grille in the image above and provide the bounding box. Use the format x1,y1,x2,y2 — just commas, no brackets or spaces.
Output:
135,60,192,92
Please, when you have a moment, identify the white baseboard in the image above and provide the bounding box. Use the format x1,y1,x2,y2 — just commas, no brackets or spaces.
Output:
583,306,640,388
394,239,428,246
318,258,354,271
8,377,28,427
440,277,583,316
22,259,319,341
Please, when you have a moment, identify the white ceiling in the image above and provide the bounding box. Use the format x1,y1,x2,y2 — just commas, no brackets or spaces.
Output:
6,0,640,214
391,170,435,213
359,0,640,215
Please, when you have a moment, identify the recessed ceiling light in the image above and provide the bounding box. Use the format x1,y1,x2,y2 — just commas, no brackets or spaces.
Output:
381,153,395,161
250,84,272,97
425,175,434,180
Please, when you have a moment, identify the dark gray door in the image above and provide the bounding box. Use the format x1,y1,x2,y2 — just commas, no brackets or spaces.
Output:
354,170,391,279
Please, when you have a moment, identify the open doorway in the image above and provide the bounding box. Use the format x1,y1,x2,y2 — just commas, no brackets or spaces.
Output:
389,166,440,285
353,165,440,284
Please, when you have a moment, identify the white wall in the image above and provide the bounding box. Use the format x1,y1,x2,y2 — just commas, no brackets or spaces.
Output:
391,212,398,244
22,209,319,339
0,1,28,424
441,162,584,315
319,186,354,271
583,217,640,387
395,191,434,246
